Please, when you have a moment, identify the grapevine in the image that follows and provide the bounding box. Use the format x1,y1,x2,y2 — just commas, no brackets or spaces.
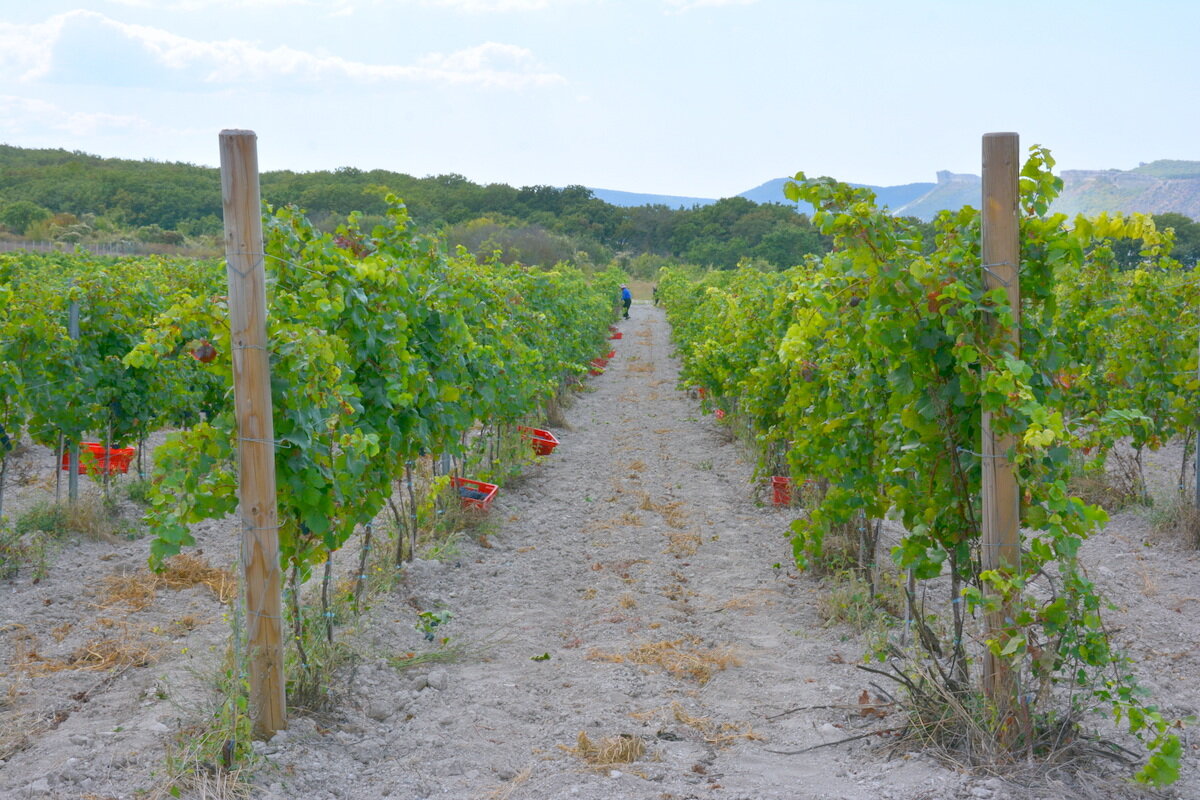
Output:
659,147,1189,784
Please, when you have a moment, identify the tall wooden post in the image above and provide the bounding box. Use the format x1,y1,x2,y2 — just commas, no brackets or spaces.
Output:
67,297,80,504
980,132,1021,721
220,130,286,738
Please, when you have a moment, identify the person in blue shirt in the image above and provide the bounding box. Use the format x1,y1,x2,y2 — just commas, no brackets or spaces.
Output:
620,284,632,319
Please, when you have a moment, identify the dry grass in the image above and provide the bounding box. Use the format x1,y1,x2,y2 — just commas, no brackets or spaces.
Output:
872,658,1119,786
1069,467,1124,509
148,766,254,800
665,532,701,557
720,590,774,611
662,582,693,603
0,708,41,763
99,570,160,610
618,593,638,609
484,766,533,800
626,362,655,374
588,637,740,685
635,492,688,529
1151,493,1200,548
1070,446,1148,511
627,459,646,472
65,492,121,541
17,635,156,675
562,731,645,765
671,702,764,746
0,673,38,761
660,503,688,530
100,554,236,610
585,512,644,533
172,615,205,632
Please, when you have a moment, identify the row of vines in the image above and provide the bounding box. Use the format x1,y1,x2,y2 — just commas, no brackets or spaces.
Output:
0,250,226,518
1,196,622,743
659,148,1193,784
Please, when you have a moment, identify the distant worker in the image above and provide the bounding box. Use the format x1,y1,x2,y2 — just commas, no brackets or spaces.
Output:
652,284,659,306
620,284,632,319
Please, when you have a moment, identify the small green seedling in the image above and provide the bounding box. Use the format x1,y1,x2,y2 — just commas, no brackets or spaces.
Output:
416,609,452,641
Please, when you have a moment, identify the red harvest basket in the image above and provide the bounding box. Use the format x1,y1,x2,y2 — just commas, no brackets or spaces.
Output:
605,349,616,359
451,476,498,511
517,426,559,456
609,331,623,340
589,357,608,376
61,442,136,475
770,476,792,506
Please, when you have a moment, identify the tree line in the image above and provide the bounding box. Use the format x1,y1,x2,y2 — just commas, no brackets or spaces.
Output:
1,143,1197,270
0,144,830,270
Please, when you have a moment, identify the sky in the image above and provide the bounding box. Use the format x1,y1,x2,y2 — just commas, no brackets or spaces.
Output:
0,0,1197,200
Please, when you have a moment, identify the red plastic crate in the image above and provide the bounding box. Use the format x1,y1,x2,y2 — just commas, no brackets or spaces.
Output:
609,331,623,340
451,476,498,511
60,442,135,475
605,349,615,359
770,476,792,506
517,426,559,455
589,357,608,376
714,409,726,420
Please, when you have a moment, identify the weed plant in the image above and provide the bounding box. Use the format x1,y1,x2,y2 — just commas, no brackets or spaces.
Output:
152,643,255,800
13,501,68,537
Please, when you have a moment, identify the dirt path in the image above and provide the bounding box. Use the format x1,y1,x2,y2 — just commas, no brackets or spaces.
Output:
248,303,998,800
4,302,1199,799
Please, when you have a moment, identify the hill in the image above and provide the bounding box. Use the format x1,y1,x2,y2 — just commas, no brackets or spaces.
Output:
0,143,833,271
886,161,1200,222
588,187,714,209
591,177,937,213
597,161,1200,224
1053,163,1200,220
891,171,983,220
737,177,936,212
0,143,1197,268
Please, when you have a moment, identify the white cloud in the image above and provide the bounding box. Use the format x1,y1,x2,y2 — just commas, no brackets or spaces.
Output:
1,10,565,90
107,0,566,10
0,15,73,81
664,0,757,10
0,95,151,136
108,0,324,8
421,0,556,10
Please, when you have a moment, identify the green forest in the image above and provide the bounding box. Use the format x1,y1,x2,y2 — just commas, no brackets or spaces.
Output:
1,143,1198,271
0,144,831,273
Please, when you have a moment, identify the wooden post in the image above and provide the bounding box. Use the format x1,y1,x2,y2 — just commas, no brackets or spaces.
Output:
67,296,80,504
980,132,1021,722
220,130,286,739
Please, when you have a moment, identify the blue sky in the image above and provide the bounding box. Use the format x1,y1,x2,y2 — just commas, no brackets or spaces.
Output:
0,0,1196,199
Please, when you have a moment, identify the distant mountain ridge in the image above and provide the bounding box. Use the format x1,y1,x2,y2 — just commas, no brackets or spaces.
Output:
590,160,1200,221
588,187,716,208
